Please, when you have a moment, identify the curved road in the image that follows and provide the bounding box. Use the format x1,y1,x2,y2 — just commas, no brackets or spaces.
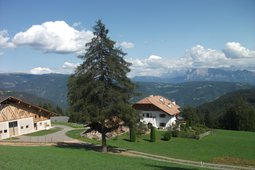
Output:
15,125,82,143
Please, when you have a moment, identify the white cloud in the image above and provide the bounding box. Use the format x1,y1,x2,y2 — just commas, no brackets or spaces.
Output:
12,21,94,54
223,42,255,58
148,55,162,60
127,42,255,77
120,41,134,49
184,45,228,68
30,67,53,74
0,30,15,48
62,62,79,69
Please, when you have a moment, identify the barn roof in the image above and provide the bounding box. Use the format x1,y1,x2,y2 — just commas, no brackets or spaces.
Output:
133,95,180,116
0,96,56,117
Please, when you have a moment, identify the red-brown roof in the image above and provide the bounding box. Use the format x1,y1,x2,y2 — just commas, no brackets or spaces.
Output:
133,95,180,116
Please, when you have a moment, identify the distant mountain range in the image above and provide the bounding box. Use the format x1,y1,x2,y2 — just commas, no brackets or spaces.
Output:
133,68,255,84
0,72,254,109
0,89,54,106
134,81,254,106
0,73,68,108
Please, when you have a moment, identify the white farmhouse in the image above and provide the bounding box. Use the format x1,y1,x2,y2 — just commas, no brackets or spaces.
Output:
133,95,180,128
0,96,54,140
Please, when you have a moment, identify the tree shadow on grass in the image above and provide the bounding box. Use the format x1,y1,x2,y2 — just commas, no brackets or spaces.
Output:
55,142,127,153
143,139,152,142
145,164,198,170
123,138,131,142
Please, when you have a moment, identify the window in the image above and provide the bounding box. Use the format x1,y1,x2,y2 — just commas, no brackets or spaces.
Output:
39,115,41,118
9,121,18,128
159,114,166,118
21,126,24,129
146,113,150,118
35,115,37,118
4,130,7,133
0,130,2,134
26,125,29,128
159,123,166,127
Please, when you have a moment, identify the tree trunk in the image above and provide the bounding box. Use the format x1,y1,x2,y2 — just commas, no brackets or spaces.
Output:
101,129,107,152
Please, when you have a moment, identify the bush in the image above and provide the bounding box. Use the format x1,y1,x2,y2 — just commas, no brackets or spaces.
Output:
129,126,136,142
171,130,179,137
136,122,148,137
162,131,172,141
150,126,156,142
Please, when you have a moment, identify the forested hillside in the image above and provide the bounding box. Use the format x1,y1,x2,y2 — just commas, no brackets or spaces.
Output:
1,73,254,109
194,89,255,131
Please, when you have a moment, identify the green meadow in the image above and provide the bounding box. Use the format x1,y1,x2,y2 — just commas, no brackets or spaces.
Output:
67,129,255,166
0,146,198,170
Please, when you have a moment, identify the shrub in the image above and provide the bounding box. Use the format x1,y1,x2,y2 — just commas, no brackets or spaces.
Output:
136,122,148,137
171,130,179,137
162,131,172,141
150,126,156,142
129,126,136,142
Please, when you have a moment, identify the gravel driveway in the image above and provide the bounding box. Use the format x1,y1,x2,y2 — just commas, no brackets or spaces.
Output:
15,125,82,143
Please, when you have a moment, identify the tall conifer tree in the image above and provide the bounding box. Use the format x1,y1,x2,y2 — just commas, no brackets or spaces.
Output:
68,20,137,152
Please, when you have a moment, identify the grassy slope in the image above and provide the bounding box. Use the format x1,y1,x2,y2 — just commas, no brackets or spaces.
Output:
67,129,255,163
0,146,198,170
110,130,255,162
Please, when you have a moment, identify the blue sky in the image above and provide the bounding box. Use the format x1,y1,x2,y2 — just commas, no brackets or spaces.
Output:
0,0,255,76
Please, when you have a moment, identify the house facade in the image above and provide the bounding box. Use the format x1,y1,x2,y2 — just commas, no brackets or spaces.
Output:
133,95,180,128
0,96,54,139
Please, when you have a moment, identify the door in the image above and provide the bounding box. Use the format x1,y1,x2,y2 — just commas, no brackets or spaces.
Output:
9,121,18,137
34,123,37,130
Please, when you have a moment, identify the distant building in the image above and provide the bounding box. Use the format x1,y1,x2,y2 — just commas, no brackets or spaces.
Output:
0,96,54,139
133,95,180,128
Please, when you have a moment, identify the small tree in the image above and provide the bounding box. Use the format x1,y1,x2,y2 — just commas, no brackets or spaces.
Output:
181,106,200,127
129,125,136,142
150,126,156,142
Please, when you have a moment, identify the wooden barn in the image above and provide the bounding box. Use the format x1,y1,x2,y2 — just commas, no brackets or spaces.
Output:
0,96,54,139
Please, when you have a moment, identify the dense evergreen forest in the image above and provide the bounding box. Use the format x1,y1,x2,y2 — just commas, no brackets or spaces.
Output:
182,89,255,131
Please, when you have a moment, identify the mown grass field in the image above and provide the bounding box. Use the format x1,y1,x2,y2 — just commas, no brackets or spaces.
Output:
52,122,84,128
24,127,63,136
0,146,198,170
66,129,255,166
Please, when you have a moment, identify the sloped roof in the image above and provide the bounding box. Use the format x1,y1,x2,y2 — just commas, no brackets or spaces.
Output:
0,96,56,117
133,95,180,115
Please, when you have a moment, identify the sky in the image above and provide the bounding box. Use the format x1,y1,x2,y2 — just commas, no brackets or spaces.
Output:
0,0,255,77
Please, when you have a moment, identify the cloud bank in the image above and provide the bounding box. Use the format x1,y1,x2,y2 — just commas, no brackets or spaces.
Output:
127,42,255,77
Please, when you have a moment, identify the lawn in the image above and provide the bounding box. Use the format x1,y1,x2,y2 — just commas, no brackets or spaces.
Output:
52,122,84,128
24,127,63,136
66,129,255,166
0,146,199,170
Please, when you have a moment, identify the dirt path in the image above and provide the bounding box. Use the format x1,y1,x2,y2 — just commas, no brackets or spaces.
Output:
118,150,255,170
